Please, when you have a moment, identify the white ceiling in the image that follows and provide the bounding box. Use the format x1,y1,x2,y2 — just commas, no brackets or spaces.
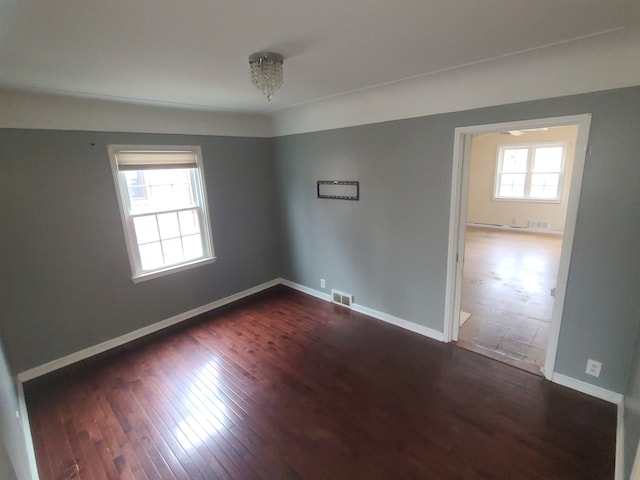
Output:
0,0,636,113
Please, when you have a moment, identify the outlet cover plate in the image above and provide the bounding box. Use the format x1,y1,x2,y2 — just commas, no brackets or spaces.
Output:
586,359,602,377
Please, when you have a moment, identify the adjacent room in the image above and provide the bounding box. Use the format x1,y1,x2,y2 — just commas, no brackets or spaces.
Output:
456,126,577,374
1,1,640,479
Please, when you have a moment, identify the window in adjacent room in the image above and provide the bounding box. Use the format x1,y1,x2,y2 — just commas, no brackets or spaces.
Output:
494,143,566,202
108,145,215,282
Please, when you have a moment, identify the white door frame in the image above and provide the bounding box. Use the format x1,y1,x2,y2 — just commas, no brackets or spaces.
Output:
443,114,592,380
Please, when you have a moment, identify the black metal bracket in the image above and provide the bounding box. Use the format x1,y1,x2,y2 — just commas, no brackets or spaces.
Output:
317,180,360,200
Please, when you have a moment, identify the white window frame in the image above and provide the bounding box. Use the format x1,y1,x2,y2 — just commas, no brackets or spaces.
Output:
108,145,216,282
494,142,567,203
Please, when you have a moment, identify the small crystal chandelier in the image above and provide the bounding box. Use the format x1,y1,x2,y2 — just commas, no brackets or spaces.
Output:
248,52,284,101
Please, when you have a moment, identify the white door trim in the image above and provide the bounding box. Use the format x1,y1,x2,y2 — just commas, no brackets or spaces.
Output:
631,435,640,480
444,114,592,380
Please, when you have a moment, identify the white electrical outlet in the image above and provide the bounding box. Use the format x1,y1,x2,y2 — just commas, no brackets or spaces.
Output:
586,359,602,377
320,278,326,289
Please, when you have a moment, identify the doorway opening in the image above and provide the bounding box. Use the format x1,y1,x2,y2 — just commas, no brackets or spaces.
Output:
444,115,591,379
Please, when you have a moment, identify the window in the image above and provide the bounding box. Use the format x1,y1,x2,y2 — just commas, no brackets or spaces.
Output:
108,145,215,282
495,143,565,201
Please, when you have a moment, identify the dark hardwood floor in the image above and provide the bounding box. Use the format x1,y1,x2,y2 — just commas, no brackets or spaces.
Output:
25,286,616,479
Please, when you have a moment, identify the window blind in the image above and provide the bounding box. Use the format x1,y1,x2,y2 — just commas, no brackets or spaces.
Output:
115,150,198,170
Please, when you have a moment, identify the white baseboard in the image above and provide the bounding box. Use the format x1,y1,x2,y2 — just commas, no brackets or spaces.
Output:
551,372,623,405
542,372,625,479
467,222,564,235
616,400,624,480
18,275,621,409
14,276,624,479
17,278,280,383
351,303,445,342
279,279,444,342
17,382,39,480
278,278,332,302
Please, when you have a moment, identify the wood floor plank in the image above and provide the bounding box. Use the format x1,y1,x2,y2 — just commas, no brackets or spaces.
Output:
135,349,238,480
155,340,303,479
146,358,258,480
127,370,221,480
152,346,275,479
25,286,616,479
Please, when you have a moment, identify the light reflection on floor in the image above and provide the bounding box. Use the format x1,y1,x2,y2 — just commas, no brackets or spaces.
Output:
175,360,229,450
520,272,542,294
458,227,562,374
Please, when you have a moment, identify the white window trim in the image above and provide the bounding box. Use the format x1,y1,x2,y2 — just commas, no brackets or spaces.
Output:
108,144,216,283
493,142,567,203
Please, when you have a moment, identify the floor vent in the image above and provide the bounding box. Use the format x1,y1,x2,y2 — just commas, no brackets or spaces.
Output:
529,220,550,230
331,289,354,308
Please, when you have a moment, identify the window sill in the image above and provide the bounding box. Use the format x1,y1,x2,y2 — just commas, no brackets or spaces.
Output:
132,257,217,283
493,197,562,204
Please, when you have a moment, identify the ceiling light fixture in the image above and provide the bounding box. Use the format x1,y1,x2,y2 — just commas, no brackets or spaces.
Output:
248,52,284,101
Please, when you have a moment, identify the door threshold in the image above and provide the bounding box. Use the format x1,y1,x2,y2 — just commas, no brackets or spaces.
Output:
454,339,544,376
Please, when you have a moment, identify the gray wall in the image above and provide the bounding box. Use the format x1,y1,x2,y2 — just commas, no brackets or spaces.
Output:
275,86,640,393
0,129,281,373
0,88,638,393
2,87,638,480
